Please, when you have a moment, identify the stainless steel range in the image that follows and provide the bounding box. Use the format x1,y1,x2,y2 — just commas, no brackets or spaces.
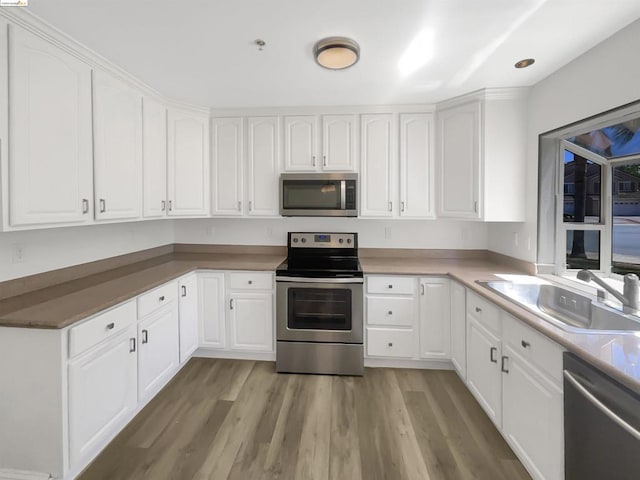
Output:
275,232,364,376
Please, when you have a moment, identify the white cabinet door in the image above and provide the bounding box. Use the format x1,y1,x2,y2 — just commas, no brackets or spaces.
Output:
68,327,137,467
437,101,480,219
92,70,143,221
419,278,450,359
400,113,435,218
450,282,467,379
138,305,179,401
198,272,226,349
360,114,395,217
211,117,243,216
142,97,167,218
283,115,318,171
178,274,199,363
229,292,273,352
247,116,280,216
466,315,502,428
502,345,564,480
9,25,93,227
167,109,209,216
322,114,357,171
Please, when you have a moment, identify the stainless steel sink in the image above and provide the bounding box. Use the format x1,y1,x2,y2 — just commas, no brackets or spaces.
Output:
477,280,640,333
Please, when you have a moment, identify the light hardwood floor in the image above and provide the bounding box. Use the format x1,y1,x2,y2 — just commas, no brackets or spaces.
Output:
79,359,531,480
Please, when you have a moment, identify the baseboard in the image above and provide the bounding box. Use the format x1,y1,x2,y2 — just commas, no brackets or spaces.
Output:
0,469,52,480
194,348,276,362
364,357,454,370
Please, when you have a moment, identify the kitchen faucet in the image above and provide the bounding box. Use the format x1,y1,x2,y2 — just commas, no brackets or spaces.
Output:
577,270,640,312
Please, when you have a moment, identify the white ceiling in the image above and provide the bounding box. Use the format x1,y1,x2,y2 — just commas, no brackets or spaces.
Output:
27,0,640,108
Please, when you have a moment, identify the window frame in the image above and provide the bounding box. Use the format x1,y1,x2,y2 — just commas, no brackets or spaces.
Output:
537,100,640,278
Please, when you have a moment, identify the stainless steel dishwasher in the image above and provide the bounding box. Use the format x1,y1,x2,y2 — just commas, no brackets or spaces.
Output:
564,352,640,480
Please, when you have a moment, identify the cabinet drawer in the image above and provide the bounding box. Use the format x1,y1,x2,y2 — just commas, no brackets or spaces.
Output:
467,290,501,334
367,296,415,326
228,272,273,291
367,276,415,295
69,301,136,358
367,327,414,358
137,281,178,318
502,313,564,383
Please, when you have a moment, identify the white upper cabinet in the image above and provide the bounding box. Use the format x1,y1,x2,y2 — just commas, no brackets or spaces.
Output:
142,97,168,218
400,113,435,218
167,108,210,216
247,116,280,216
283,114,356,172
283,115,318,171
360,114,395,217
211,117,244,216
322,114,357,171
436,89,527,221
92,70,143,221
9,25,93,227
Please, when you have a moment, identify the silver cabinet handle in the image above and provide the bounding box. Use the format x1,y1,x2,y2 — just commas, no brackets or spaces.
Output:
388,201,392,212
563,370,640,441
474,201,478,213
401,201,405,212
129,337,136,353
230,298,234,310
421,284,425,295
161,200,166,211
490,347,497,363
238,201,242,211
99,198,106,213
82,198,89,214
181,285,187,297
106,322,115,330
323,155,327,167
501,356,509,374
312,155,316,167
142,329,149,344
249,201,252,212
475,307,482,313
168,200,173,211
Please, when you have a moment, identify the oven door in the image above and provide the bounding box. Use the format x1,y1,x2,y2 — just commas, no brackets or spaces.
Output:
276,279,363,343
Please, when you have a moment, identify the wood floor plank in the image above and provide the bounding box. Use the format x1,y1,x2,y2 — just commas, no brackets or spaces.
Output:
78,360,534,480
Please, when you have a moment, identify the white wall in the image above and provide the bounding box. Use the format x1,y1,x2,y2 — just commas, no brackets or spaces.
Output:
489,18,640,262
0,220,173,282
175,218,489,250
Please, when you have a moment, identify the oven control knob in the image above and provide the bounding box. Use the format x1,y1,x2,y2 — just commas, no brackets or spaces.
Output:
347,238,352,244
293,238,299,243
339,238,344,244
301,238,306,243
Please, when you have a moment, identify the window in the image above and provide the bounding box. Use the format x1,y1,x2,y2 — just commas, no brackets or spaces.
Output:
538,102,640,277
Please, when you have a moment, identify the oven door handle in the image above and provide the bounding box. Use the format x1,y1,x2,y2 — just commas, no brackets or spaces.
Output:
276,276,364,284
563,370,640,441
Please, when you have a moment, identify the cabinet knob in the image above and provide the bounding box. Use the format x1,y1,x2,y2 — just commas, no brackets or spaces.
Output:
490,346,497,363
501,356,509,374
142,329,149,344
129,337,136,353
106,322,115,330
387,311,393,315
475,307,482,313
388,342,393,347
82,198,89,214
159,296,165,302
248,280,253,285
312,155,316,167
99,198,106,213
161,200,166,211
181,285,187,297
388,284,393,289
521,340,531,348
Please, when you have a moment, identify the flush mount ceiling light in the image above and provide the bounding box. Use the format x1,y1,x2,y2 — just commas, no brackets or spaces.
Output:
314,37,360,70
514,58,535,69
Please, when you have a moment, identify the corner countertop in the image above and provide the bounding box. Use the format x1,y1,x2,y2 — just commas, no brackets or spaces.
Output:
1,247,638,396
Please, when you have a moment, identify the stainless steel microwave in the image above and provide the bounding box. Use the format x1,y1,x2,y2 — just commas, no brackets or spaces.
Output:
280,173,358,217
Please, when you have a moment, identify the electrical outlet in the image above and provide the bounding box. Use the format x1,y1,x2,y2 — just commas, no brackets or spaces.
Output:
11,243,25,263
384,227,392,239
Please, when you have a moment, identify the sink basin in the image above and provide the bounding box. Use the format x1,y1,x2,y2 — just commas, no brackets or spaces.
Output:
477,280,640,333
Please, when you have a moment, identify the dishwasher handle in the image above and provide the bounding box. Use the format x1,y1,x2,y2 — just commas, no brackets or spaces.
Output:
563,369,640,441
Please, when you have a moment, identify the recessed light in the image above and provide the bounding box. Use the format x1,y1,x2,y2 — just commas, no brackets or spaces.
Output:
514,58,535,69
314,37,360,70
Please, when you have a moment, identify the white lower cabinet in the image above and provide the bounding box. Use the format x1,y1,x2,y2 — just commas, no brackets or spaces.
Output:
198,271,275,354
419,278,450,359
464,289,564,480
178,273,199,362
68,318,138,469
137,305,179,401
450,281,466,378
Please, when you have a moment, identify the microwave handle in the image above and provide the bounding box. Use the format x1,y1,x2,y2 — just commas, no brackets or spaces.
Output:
341,180,346,210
